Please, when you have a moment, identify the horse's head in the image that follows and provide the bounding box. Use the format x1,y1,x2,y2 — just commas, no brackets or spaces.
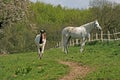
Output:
39,30,46,44
40,30,46,34
94,20,102,31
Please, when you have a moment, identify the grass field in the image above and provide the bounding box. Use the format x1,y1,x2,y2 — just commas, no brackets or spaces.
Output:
0,41,120,80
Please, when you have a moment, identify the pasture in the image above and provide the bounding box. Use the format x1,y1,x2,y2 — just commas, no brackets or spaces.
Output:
0,41,120,80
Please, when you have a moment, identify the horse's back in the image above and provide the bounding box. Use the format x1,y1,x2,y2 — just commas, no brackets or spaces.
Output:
62,27,74,34
62,26,87,39
62,26,85,33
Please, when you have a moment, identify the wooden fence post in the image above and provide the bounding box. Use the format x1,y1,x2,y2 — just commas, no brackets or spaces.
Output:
96,33,98,40
76,39,79,45
108,31,110,41
113,30,116,40
91,33,93,41
115,28,118,40
101,31,103,42
72,39,75,46
56,42,60,48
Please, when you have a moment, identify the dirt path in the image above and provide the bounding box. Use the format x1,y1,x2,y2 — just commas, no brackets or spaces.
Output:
59,61,91,80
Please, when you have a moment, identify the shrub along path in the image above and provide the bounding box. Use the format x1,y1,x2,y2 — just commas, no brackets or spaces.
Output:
59,61,91,80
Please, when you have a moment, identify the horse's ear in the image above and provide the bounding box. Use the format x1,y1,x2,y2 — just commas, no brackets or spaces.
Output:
94,20,98,24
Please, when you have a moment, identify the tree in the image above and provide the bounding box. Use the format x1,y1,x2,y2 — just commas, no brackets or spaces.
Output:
0,0,29,28
0,0,32,54
90,0,120,32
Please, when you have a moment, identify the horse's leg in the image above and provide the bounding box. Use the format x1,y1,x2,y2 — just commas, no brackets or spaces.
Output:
63,36,70,54
41,44,45,53
37,47,41,59
80,38,86,53
63,39,68,54
39,47,43,59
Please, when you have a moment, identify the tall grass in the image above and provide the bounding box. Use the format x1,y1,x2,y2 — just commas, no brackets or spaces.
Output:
0,41,120,80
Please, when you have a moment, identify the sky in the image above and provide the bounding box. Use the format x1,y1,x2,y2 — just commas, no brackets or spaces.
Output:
30,0,120,9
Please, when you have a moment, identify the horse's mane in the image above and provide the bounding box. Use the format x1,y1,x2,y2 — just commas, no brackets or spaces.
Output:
81,21,94,28
80,21,95,32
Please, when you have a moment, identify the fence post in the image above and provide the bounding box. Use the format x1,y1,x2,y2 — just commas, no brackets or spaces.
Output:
101,31,103,42
56,42,60,48
115,28,118,40
108,31,110,41
91,33,93,41
72,39,75,46
76,39,79,45
96,33,98,40
59,42,61,47
113,30,116,40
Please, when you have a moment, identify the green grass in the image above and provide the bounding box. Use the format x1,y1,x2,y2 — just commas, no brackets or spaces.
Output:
0,52,69,80
0,41,120,80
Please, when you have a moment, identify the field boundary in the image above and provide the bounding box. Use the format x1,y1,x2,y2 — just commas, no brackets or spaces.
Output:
56,30,120,47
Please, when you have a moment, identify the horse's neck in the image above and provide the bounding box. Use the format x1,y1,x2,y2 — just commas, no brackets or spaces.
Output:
84,22,94,33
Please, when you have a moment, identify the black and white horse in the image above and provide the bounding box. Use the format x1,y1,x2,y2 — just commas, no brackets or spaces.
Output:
35,30,46,59
62,20,102,54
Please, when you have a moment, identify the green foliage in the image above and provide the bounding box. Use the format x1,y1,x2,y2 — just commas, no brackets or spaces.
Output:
90,0,120,32
0,0,29,28
0,22,35,53
15,66,32,76
0,0,32,53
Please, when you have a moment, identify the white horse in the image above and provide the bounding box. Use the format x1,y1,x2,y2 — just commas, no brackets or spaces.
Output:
62,20,102,54
35,30,46,59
